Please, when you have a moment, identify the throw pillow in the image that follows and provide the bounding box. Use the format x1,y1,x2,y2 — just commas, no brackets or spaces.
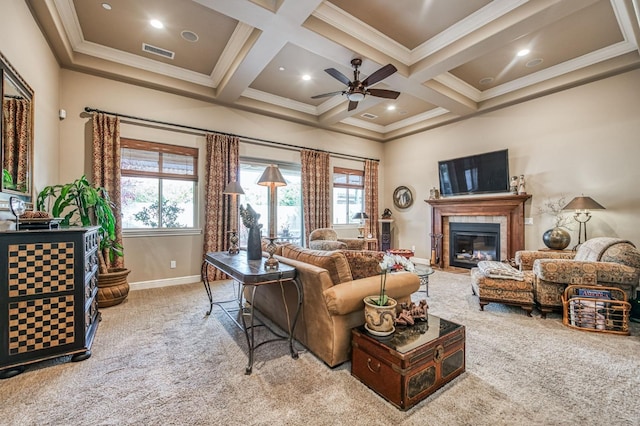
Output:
281,244,353,284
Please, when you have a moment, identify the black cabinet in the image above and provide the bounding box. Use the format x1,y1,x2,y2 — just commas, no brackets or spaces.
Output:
0,227,100,378
380,219,393,251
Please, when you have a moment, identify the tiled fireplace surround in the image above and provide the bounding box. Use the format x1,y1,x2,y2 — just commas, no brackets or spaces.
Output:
426,194,532,270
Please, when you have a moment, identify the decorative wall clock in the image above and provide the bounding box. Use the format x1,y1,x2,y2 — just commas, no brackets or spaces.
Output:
393,186,413,209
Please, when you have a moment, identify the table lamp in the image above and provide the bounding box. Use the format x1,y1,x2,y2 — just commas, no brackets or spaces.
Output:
223,180,245,254
353,212,369,238
257,164,287,269
563,195,605,247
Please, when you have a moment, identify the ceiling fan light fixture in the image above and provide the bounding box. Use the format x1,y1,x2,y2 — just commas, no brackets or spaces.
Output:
347,92,365,102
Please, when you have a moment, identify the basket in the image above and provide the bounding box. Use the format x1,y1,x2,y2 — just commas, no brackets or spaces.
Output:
561,285,630,335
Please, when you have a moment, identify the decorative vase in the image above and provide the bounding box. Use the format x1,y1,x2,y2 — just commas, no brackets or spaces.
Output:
542,227,571,250
98,267,131,308
247,226,262,260
363,296,397,336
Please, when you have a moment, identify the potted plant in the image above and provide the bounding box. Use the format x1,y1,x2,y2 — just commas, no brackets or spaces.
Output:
363,254,416,336
36,175,130,307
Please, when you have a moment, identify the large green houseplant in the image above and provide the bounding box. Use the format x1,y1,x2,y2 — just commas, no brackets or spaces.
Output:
36,175,130,307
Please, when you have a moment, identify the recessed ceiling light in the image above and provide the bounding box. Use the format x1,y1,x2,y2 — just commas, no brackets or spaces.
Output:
279,67,285,71
181,30,199,42
101,3,112,10
479,77,494,85
526,58,544,68
517,49,530,57
150,19,164,29
387,105,396,111
302,74,311,81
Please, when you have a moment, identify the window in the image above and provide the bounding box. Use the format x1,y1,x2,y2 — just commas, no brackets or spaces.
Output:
333,167,364,225
238,160,302,246
120,139,198,229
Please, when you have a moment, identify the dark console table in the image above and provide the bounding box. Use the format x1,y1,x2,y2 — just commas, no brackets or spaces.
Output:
203,251,301,374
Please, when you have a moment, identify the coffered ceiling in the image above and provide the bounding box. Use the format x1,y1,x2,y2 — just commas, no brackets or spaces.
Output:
28,0,640,141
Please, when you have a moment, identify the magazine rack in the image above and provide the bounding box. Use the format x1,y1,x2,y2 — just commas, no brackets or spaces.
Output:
562,285,630,335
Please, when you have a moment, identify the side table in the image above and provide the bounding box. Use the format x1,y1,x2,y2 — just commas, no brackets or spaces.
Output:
414,265,434,296
203,251,302,374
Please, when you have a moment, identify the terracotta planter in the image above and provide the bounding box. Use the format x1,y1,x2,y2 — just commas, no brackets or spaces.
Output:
363,296,397,336
98,267,131,308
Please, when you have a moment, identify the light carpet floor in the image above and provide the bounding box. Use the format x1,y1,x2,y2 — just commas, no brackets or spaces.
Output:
1,271,639,426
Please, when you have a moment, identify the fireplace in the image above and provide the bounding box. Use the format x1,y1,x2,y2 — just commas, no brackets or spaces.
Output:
425,194,531,269
449,223,500,269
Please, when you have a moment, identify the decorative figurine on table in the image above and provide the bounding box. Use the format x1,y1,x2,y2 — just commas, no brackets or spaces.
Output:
382,208,393,219
395,300,429,326
240,204,263,260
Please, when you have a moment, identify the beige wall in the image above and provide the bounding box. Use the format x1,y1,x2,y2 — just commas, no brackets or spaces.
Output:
383,68,640,258
59,70,383,283
0,1,60,209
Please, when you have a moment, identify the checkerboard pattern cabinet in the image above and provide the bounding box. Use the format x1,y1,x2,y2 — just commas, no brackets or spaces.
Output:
0,227,100,378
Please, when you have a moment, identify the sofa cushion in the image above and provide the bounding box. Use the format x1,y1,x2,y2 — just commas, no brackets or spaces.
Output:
574,237,632,262
281,244,353,284
341,250,384,280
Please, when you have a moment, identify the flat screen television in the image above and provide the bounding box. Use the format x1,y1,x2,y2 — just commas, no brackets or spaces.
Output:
438,149,509,196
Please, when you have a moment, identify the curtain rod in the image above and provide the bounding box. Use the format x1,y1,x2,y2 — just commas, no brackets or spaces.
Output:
84,107,379,163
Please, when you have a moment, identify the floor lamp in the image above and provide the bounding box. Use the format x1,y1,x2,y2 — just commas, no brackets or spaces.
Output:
563,195,605,248
257,164,287,269
223,180,245,254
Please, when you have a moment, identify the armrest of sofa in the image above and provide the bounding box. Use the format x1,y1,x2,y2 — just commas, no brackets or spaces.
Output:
516,250,575,270
338,238,367,250
309,240,348,251
323,271,420,316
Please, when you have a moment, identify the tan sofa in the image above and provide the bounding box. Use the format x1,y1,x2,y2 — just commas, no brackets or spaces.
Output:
246,244,420,367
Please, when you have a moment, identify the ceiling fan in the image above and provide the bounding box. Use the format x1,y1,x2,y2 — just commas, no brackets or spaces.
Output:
311,58,400,111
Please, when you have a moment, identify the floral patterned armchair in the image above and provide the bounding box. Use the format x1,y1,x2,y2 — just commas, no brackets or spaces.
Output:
516,237,640,317
308,228,366,251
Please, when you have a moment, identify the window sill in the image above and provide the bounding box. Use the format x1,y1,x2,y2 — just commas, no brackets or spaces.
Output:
123,228,203,238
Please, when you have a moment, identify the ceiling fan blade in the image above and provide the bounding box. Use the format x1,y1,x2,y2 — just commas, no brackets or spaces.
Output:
348,100,359,111
311,90,344,99
367,88,400,99
324,68,351,86
362,64,397,87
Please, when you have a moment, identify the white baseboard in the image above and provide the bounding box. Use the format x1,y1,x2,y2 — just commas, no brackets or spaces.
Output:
130,275,202,291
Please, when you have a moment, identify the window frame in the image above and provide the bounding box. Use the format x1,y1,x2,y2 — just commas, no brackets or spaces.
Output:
332,167,364,226
120,138,199,232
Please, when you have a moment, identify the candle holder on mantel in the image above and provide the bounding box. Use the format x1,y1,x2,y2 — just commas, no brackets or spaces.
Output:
264,237,279,270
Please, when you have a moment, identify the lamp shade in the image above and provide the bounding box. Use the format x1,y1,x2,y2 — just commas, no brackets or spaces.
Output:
257,164,287,187
353,212,369,220
563,196,605,211
223,181,245,195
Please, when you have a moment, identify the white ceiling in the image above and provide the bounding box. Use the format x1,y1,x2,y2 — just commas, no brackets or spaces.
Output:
28,0,640,141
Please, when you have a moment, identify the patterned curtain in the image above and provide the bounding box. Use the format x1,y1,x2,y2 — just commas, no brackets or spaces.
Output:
364,159,379,243
92,113,124,269
3,98,30,191
301,149,331,246
202,133,239,281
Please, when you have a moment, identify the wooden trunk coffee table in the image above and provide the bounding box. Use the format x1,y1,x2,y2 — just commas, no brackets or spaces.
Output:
351,314,465,410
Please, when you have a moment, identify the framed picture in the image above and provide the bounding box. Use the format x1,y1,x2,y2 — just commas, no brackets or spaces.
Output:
393,186,413,209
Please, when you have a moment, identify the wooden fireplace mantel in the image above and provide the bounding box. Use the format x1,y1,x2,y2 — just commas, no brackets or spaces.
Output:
425,194,532,268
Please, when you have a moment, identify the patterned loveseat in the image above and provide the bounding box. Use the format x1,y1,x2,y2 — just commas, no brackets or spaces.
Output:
516,237,640,317
308,228,366,251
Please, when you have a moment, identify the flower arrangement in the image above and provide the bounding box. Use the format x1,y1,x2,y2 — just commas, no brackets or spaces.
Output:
373,254,416,306
538,195,573,229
